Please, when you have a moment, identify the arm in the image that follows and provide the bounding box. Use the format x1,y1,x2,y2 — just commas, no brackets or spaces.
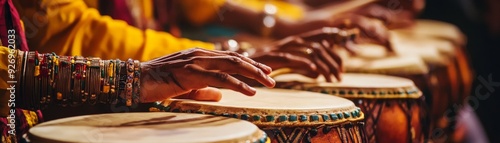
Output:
0,46,275,116
14,0,215,61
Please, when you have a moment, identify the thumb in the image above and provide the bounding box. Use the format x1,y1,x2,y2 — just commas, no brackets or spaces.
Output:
174,87,222,101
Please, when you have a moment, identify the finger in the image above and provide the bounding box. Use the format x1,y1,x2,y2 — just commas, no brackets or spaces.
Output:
310,51,332,82
182,64,258,96
320,42,344,74
384,40,395,53
311,43,342,81
190,56,275,88
174,87,222,101
212,50,273,74
343,40,359,55
163,48,273,75
300,27,339,44
357,18,389,45
256,52,319,78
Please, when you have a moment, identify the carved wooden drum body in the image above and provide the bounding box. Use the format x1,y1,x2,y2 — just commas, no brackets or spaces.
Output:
392,19,473,108
337,36,462,134
28,112,269,143
273,73,428,143
152,88,367,143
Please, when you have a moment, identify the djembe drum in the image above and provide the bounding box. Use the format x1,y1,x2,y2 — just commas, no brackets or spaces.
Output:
28,112,269,143
337,41,458,134
151,88,367,143
391,19,475,142
272,73,427,143
392,19,473,107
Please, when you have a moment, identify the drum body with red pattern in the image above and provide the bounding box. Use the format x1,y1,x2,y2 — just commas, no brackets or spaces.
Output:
273,73,428,143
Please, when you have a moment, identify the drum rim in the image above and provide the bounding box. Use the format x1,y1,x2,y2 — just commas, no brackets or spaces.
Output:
154,88,365,127
274,73,422,99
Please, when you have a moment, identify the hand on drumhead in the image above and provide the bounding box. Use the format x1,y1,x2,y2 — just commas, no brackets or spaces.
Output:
250,36,343,82
139,48,276,103
332,14,394,53
173,87,223,102
354,4,415,29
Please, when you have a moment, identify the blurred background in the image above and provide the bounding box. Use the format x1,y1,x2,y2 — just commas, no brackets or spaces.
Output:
419,0,500,142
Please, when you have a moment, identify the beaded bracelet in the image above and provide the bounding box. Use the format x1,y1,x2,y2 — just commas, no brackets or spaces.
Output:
59,56,71,107
71,56,83,106
16,51,143,108
34,52,41,110
83,57,90,103
45,53,53,106
25,52,35,109
126,59,134,107
118,61,127,105
108,60,116,102
133,60,140,105
40,53,48,108
112,59,121,103
89,57,101,105
15,51,24,108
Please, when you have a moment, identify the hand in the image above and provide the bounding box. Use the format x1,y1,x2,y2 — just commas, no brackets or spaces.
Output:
139,48,276,103
327,14,393,53
250,35,343,82
354,4,415,29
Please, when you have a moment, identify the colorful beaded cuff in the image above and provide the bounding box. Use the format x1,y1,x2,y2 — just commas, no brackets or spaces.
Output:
150,102,364,126
126,59,134,106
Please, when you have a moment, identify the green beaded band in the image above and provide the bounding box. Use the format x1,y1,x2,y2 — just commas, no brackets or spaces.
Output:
255,132,268,143
150,102,364,126
100,60,109,103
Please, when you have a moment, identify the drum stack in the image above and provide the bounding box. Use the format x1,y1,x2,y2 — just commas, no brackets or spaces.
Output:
329,19,473,142
272,73,427,143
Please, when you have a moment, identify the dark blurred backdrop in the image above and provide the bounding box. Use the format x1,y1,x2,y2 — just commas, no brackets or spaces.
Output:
419,0,500,142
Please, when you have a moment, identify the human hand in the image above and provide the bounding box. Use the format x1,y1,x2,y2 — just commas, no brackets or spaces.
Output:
250,35,343,82
139,48,276,103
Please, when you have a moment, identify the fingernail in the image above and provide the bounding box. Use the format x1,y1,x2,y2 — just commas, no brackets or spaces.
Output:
265,66,273,74
267,76,276,87
248,86,257,95
310,64,317,70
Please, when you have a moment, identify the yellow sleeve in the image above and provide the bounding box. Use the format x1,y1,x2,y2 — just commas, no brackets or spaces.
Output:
179,0,304,26
0,46,15,116
15,0,215,62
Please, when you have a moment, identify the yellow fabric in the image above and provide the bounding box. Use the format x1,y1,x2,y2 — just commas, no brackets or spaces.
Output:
142,0,154,21
22,109,39,127
13,0,215,62
0,47,17,116
179,0,304,26
0,47,12,91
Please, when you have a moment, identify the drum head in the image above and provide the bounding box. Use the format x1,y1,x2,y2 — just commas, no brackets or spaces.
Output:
393,19,465,45
29,112,266,143
273,73,421,99
160,88,363,126
340,50,429,75
390,30,456,58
